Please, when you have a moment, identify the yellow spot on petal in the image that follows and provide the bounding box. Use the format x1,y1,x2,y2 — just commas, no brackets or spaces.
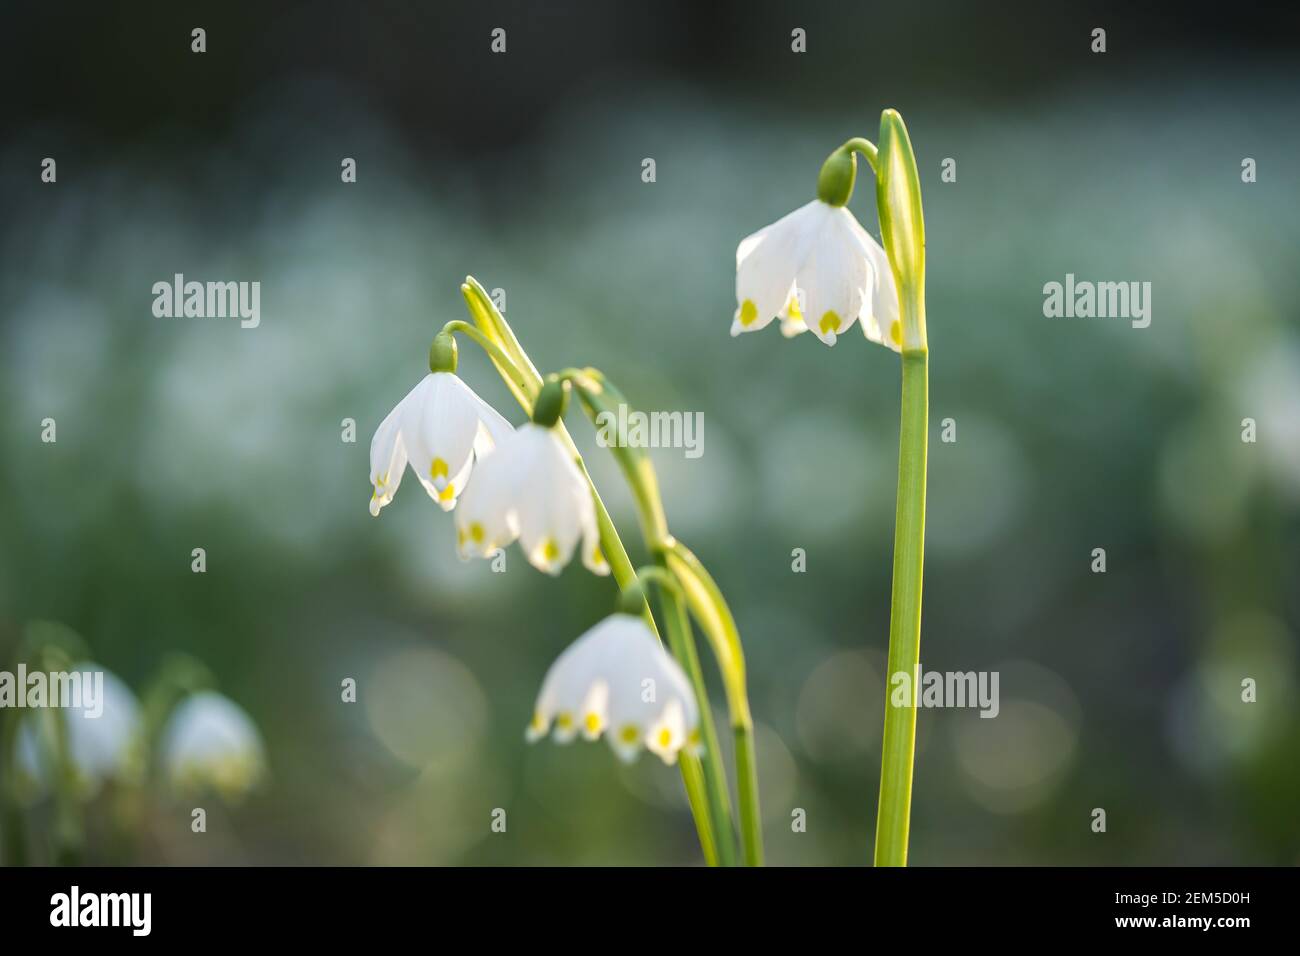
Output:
584,713,602,734
556,712,574,731
786,295,803,323
738,299,758,327
438,482,455,502
819,311,841,335
375,474,387,488
430,457,448,479
542,538,560,562
469,522,485,544
457,527,466,547
591,544,606,566
657,728,672,748
619,724,640,745
530,713,546,732
688,728,702,747
890,320,902,346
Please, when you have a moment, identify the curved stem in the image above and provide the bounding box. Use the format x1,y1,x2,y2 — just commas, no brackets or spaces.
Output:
843,136,879,174
636,564,737,866
439,320,532,401
874,348,929,866
456,302,724,865
664,540,763,866
562,371,751,864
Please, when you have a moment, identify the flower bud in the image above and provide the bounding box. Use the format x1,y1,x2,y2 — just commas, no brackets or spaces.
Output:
875,109,927,349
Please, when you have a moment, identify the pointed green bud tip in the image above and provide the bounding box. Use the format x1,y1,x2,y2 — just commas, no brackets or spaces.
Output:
816,145,857,207
615,580,647,617
876,108,927,348
429,331,458,374
531,379,568,427
876,109,926,291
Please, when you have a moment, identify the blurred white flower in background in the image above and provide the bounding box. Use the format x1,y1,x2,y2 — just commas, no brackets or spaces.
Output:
15,665,142,801
160,691,267,801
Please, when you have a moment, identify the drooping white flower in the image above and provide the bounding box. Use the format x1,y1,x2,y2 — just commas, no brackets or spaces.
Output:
159,691,266,801
526,614,701,765
369,372,513,516
454,422,608,576
732,199,900,349
14,665,142,801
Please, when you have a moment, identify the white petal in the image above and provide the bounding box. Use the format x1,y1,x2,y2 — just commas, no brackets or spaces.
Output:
454,440,521,559
511,426,589,575
846,214,902,351
368,396,409,516
404,374,481,510
792,209,870,346
732,201,826,337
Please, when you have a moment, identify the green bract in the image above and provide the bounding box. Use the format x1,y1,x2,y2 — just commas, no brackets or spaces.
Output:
875,109,927,350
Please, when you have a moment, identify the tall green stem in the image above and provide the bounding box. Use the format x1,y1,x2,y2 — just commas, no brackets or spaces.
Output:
874,348,929,866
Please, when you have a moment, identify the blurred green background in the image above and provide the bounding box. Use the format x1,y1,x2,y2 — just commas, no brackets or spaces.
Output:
1,1,1298,864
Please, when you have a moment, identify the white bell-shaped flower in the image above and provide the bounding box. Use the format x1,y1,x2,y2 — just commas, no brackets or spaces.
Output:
733,199,900,349
454,423,608,576
14,665,142,801
159,691,266,801
369,372,513,516
526,614,701,765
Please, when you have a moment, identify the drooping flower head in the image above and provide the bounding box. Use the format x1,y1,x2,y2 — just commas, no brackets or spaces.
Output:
159,691,266,801
526,612,701,765
369,333,513,516
732,138,901,349
455,382,608,576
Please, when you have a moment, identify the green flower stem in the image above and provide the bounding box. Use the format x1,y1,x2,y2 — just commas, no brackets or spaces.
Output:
874,348,929,866
843,137,879,172
564,371,754,864
558,367,761,865
633,565,737,866
28,643,82,865
439,320,533,403
0,695,26,865
453,293,722,865
664,540,763,866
